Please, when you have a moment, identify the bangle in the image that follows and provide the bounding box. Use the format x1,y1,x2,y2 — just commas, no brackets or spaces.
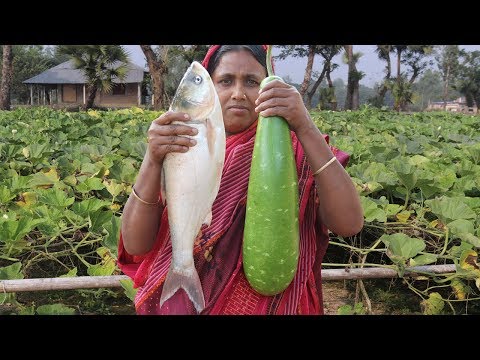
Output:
313,157,337,176
131,186,160,206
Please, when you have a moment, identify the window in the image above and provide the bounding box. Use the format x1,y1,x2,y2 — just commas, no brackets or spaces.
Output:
112,84,126,95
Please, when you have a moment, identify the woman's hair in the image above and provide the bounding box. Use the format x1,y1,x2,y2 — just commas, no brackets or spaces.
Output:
205,45,267,75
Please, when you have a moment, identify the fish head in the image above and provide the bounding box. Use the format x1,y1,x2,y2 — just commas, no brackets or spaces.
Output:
170,61,216,120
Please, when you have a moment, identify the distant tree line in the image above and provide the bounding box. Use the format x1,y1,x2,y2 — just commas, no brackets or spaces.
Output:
1,45,480,112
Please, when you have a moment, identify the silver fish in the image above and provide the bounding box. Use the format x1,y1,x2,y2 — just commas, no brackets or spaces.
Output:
159,61,225,313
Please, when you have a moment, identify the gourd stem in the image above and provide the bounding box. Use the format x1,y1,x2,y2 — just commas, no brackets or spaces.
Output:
266,45,274,77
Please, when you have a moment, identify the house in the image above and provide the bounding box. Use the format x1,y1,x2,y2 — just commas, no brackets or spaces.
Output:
427,97,478,114
23,60,147,108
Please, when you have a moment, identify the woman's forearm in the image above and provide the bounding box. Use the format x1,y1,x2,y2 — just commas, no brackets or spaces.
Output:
121,152,164,255
296,123,364,237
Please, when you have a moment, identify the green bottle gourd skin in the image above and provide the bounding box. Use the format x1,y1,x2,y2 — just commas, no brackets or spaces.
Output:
243,75,300,296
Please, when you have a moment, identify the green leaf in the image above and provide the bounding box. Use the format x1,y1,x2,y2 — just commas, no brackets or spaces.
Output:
0,262,23,280
18,305,36,315
1,174,31,193
409,254,437,266
119,279,138,301
449,241,473,258
425,197,476,223
103,179,125,198
337,304,355,315
28,168,60,188
360,196,386,223
434,169,456,192
59,267,77,278
465,143,480,164
109,159,137,184
451,278,470,300
36,304,76,315
63,175,77,187
71,198,111,217
0,186,16,204
349,162,397,186
457,233,480,248
87,259,116,276
0,217,45,245
448,219,474,237
23,143,53,162
396,210,411,223
381,233,426,260
80,162,102,176
392,158,418,191
38,188,75,208
421,292,444,315
75,177,106,193
103,215,121,258
457,250,480,278
89,210,113,233
385,203,402,217
408,155,430,167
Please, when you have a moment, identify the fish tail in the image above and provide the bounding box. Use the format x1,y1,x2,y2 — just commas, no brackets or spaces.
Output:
159,267,205,313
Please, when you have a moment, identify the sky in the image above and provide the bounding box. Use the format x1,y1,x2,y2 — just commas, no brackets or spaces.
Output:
123,45,480,88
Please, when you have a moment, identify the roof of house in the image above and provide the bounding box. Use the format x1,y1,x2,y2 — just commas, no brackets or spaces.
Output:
23,60,146,84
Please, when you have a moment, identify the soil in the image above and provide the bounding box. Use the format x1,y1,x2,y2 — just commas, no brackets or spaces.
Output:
323,281,352,315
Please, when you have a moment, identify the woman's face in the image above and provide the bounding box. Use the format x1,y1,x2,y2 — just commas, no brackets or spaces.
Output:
211,49,267,136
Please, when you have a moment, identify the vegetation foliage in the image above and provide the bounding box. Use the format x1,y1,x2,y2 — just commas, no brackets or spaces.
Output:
0,106,479,314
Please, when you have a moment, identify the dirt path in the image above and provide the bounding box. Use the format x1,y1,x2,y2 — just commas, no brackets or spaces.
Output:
323,281,351,315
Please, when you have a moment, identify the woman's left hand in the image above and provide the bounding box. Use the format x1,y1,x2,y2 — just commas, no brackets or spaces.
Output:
254,79,314,136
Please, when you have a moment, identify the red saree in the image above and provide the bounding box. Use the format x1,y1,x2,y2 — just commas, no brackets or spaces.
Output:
117,120,349,315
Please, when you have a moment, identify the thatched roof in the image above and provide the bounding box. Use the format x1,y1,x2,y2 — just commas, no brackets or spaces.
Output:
23,60,146,84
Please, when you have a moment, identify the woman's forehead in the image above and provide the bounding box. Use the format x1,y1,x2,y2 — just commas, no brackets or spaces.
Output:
213,50,266,76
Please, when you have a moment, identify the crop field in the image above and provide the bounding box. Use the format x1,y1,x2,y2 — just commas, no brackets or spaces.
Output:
0,107,479,314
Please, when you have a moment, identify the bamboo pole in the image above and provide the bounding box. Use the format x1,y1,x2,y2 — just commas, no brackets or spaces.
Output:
0,265,457,293
0,275,130,293
321,264,456,280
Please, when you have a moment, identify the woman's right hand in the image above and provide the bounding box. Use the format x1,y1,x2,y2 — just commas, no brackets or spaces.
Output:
146,111,198,166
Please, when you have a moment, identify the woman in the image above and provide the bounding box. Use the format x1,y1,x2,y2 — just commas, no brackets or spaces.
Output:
118,45,364,315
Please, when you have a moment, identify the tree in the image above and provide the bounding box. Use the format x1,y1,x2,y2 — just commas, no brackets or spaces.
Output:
344,45,364,110
454,50,480,111
411,69,443,111
12,46,58,104
0,45,13,110
276,45,317,99
141,45,169,110
306,45,342,109
172,45,209,64
325,62,339,110
372,45,394,106
402,45,434,84
56,45,129,109
435,45,460,110
391,75,414,112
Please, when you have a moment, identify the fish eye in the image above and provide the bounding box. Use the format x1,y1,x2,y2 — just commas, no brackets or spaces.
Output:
194,75,203,85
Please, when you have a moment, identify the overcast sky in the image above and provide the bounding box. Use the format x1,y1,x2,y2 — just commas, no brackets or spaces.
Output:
124,45,480,88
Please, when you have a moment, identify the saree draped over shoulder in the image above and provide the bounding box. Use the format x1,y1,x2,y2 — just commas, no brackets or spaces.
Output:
117,121,349,315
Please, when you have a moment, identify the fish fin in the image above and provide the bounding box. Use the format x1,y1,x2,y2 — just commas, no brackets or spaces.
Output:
159,267,205,313
206,118,216,157
202,210,212,227
160,166,166,206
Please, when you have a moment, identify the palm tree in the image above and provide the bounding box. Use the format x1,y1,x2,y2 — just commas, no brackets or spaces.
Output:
56,45,129,109
373,45,393,106
0,45,13,110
